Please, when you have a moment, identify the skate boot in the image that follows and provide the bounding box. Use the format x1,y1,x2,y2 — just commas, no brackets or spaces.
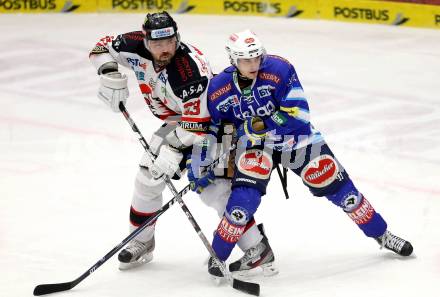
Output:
208,256,226,284
376,230,413,256
118,237,155,270
229,224,278,277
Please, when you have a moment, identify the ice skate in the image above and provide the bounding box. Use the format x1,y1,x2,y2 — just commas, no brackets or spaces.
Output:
208,256,225,284
229,224,278,278
118,237,155,270
376,230,413,256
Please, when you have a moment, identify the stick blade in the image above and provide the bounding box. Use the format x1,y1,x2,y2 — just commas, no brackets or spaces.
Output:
33,282,73,296
232,278,260,296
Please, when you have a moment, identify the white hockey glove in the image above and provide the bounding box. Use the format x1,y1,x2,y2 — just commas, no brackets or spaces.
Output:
150,145,183,179
98,72,129,112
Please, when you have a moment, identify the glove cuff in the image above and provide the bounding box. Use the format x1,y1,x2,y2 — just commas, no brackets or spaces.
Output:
100,72,128,89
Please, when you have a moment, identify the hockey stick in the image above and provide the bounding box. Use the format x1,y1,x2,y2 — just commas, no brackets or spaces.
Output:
32,111,238,297
119,103,259,296
276,165,289,199
33,184,190,296
33,120,238,296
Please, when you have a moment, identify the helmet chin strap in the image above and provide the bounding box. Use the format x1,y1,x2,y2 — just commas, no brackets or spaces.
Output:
237,70,253,81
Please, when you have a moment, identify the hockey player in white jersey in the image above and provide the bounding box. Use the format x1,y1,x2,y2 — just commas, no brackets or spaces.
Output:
89,12,275,273
89,11,214,270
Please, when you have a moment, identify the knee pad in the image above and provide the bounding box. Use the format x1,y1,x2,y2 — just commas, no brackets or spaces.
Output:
199,178,231,217
135,167,166,200
225,186,262,226
132,168,165,214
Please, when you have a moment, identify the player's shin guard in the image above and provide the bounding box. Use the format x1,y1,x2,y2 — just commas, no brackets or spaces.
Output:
213,216,246,261
326,180,387,238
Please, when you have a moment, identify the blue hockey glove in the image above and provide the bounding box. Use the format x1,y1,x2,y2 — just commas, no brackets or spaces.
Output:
186,138,216,194
237,117,269,147
186,158,216,194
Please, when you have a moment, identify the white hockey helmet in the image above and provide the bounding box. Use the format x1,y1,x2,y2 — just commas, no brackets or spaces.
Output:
225,29,265,66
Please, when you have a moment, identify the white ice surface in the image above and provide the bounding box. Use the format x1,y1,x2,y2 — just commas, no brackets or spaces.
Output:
1,13,439,297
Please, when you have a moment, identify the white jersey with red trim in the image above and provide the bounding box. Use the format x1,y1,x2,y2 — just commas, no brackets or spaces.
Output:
89,31,213,147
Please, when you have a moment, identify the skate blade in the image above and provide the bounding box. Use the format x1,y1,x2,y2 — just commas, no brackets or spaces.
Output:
232,262,279,279
210,275,225,286
119,253,153,270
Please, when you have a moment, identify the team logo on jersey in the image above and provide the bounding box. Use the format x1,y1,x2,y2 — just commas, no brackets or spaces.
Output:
237,149,272,179
347,196,375,225
217,95,239,112
341,191,361,212
228,206,249,225
301,154,339,188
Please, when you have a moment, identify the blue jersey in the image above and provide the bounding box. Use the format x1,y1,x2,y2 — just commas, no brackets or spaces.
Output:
207,55,322,150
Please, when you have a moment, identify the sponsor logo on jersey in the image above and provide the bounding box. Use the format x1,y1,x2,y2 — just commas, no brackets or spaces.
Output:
193,54,209,74
235,177,257,184
217,216,245,243
135,71,145,81
223,1,281,14
270,111,287,126
436,15,440,25
183,100,201,115
127,57,141,67
97,35,114,47
301,154,339,188
257,85,274,98
175,56,193,83
178,81,206,101
259,72,280,84
210,83,232,101
217,95,239,112
112,0,173,10
180,121,207,133
158,72,167,84
123,32,144,41
334,6,389,21
237,149,272,180
234,100,276,120
347,196,375,225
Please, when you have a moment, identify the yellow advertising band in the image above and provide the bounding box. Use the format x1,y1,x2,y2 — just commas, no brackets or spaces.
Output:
1,0,439,29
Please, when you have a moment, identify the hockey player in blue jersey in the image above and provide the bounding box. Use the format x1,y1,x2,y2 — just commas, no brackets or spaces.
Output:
187,29,413,278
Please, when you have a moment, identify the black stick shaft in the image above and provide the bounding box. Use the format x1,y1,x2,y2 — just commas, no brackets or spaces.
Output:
33,185,190,296
119,103,259,295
